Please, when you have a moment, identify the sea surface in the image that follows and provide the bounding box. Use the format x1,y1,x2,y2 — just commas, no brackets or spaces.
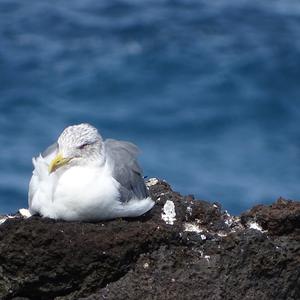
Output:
1,0,300,215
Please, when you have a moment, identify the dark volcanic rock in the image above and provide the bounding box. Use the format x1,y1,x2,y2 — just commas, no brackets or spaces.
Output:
241,197,300,236
0,180,299,300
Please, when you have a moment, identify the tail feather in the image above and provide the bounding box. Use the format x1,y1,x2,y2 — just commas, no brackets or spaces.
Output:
118,197,155,218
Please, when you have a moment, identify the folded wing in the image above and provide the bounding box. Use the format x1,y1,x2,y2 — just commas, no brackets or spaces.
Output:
104,139,149,202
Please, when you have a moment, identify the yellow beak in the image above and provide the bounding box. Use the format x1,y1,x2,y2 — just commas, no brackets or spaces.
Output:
49,153,71,174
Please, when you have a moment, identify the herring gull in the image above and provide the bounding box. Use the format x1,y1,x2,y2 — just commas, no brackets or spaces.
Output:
28,123,154,221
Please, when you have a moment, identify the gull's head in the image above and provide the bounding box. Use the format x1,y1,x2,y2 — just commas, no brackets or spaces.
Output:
49,123,103,173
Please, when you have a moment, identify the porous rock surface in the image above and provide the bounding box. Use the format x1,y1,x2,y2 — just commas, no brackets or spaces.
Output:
0,180,299,300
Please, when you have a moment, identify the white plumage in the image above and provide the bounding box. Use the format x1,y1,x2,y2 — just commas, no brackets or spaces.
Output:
28,124,154,221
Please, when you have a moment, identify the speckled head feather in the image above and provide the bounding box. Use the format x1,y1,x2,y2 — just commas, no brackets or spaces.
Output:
57,123,104,163
58,123,102,147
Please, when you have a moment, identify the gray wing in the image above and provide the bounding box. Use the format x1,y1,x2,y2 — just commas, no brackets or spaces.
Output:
104,139,148,202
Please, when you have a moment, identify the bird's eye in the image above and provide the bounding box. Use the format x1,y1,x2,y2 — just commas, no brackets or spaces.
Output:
78,143,89,150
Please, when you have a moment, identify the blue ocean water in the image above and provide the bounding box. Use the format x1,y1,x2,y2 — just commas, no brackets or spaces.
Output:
1,0,300,215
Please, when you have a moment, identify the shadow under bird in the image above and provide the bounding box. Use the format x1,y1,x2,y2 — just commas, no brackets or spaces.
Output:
28,123,154,221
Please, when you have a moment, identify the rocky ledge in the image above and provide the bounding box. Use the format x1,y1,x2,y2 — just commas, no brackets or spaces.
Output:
0,179,299,300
